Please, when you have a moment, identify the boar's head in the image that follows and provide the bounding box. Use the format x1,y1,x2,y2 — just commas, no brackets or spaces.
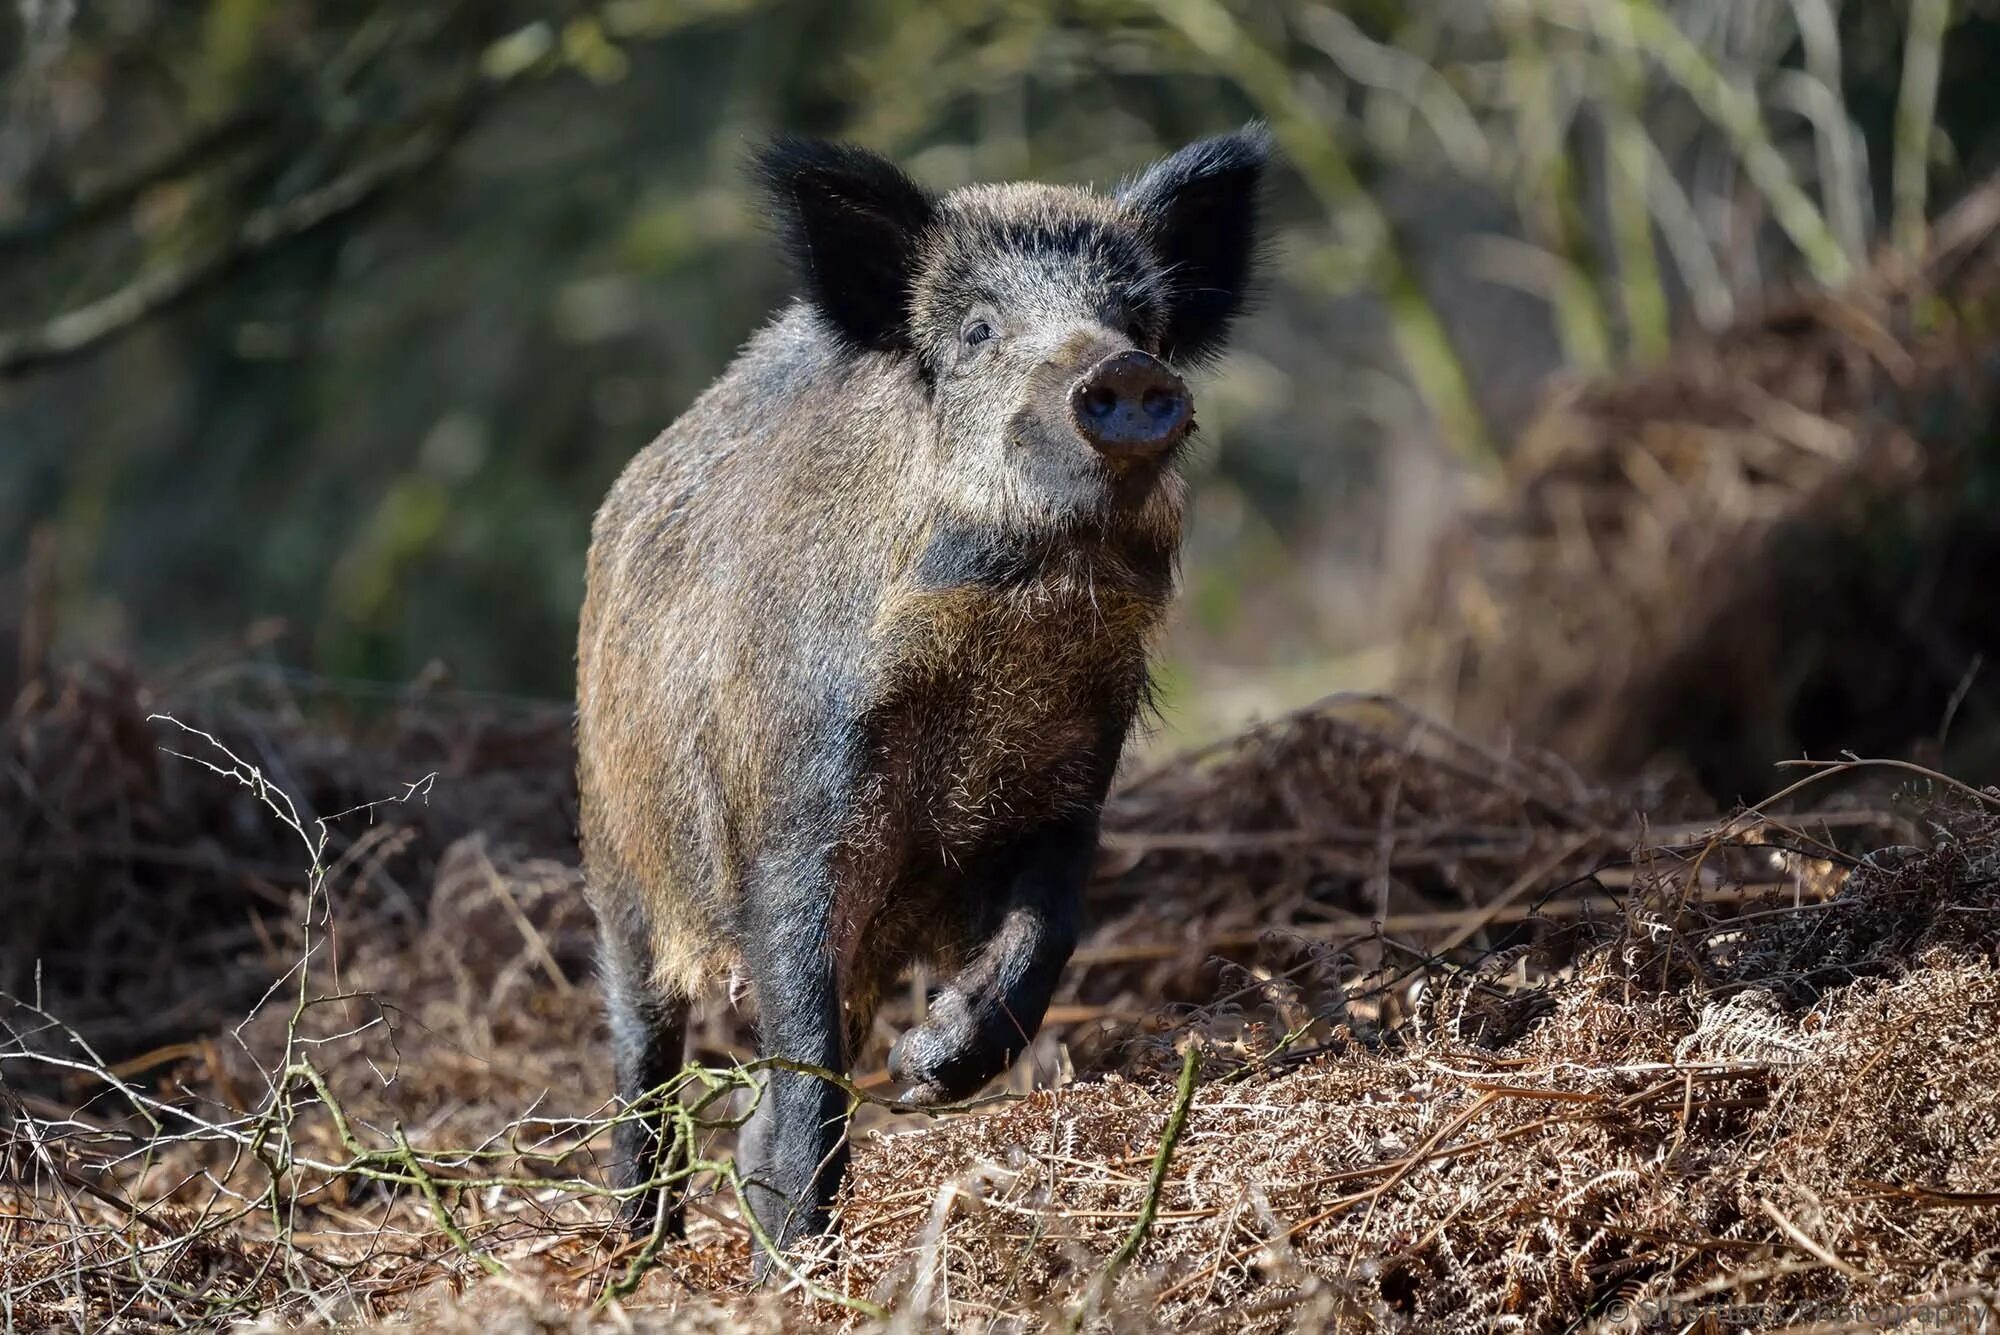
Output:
755,127,1268,529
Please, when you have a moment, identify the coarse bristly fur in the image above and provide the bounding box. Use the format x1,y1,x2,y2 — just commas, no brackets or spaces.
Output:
575,124,1269,1270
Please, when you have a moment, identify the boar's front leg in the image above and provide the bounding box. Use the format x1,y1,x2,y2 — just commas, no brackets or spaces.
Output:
888,821,1089,1103
738,853,850,1280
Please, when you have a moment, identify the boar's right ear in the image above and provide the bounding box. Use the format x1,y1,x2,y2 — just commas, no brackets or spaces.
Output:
1119,124,1270,365
754,135,937,354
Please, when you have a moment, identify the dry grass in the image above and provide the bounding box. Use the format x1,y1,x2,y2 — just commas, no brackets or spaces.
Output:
5,656,1998,1332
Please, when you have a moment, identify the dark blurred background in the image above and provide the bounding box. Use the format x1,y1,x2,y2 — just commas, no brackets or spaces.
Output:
5,0,1999,754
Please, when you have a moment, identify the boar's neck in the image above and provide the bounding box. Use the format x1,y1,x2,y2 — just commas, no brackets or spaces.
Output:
844,517,1168,856
904,516,1174,599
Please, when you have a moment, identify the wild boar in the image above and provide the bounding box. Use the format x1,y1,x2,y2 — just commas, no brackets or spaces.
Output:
576,125,1267,1271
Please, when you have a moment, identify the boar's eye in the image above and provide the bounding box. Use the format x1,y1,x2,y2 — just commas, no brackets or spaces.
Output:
1125,319,1148,347
962,320,995,348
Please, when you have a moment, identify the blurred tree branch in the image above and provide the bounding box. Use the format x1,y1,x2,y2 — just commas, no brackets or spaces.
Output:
0,109,266,255
0,121,454,376
0,9,569,378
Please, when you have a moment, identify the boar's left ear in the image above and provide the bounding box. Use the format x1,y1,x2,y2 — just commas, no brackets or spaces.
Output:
1119,124,1271,365
754,135,937,354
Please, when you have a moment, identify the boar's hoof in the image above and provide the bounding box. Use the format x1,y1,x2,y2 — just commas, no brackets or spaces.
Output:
887,989,1006,1104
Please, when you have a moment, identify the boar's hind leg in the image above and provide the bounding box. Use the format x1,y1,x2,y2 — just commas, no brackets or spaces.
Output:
738,867,849,1280
599,897,692,1238
888,822,1088,1104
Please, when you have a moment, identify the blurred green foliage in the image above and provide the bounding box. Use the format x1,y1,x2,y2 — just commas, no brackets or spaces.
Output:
3,0,1998,737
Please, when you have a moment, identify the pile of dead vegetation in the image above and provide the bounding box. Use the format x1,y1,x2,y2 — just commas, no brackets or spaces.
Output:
1404,178,2000,800
3,662,1998,1332
835,807,2000,1331
0,656,579,1064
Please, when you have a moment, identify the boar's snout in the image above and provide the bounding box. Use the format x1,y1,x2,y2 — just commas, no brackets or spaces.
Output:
1068,350,1191,461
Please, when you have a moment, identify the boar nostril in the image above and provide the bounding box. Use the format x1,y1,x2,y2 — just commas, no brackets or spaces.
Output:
1068,350,1192,460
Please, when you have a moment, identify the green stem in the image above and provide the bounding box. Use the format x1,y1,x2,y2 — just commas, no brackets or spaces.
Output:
1894,0,1952,256
1604,0,1850,287
1068,1045,1203,1330
1106,1045,1201,1277
1596,4,1671,361
1497,0,1613,372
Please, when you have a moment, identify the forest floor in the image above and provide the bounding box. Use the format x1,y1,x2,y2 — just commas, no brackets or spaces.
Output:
5,664,2000,1332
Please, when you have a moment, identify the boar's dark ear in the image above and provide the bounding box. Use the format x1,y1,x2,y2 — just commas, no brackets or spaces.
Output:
754,135,937,353
1119,124,1270,365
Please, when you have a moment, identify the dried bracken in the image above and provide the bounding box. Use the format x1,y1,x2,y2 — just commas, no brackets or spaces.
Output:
6,661,1998,1332
838,811,2000,1331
